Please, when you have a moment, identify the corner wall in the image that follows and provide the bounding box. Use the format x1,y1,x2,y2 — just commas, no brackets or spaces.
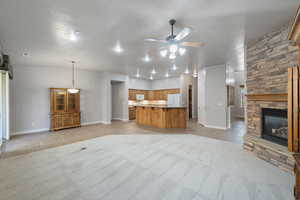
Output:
10,66,105,135
244,25,299,172
10,66,129,135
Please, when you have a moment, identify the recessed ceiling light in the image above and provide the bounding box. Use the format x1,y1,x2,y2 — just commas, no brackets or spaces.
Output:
135,68,140,78
113,41,123,53
144,54,151,62
169,44,178,53
151,68,156,74
179,48,186,56
160,49,167,57
184,68,189,74
70,32,78,41
172,64,177,71
169,53,176,60
226,78,235,85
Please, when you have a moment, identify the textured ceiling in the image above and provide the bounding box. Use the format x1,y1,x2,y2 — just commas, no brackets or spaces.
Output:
0,0,298,79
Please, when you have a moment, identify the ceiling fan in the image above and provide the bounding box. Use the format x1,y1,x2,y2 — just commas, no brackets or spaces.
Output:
144,19,204,48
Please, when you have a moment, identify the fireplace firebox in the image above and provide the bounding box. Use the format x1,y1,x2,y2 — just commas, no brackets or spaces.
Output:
261,108,288,146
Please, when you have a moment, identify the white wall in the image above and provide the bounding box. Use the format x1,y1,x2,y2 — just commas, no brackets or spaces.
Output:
179,75,192,106
151,77,180,90
198,65,228,129
10,66,106,135
10,67,130,135
128,78,151,90
129,77,180,90
198,68,206,125
233,71,245,118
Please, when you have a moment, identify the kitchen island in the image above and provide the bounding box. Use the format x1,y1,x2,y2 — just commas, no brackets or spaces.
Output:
135,105,187,128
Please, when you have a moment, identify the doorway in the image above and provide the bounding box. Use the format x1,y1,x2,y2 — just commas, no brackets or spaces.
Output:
111,81,125,121
188,85,192,119
0,71,9,145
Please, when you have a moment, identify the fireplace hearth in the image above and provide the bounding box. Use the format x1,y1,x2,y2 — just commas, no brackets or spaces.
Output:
262,108,288,146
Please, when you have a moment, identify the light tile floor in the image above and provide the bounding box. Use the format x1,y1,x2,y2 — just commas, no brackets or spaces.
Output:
0,134,293,200
1,119,245,158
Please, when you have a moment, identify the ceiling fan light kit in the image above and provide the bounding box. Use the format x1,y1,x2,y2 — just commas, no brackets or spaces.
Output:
169,44,178,53
142,19,204,78
160,49,167,57
144,18,203,61
169,53,176,59
179,48,186,55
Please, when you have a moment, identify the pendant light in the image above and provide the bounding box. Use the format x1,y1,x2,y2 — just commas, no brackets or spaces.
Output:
68,61,79,94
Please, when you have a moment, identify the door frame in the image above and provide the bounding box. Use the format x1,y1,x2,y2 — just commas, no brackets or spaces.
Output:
0,71,9,143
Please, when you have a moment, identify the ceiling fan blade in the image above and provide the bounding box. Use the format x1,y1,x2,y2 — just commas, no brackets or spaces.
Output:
144,38,167,43
181,42,204,48
174,27,192,41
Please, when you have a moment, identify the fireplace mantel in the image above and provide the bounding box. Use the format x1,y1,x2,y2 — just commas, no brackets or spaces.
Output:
246,93,288,102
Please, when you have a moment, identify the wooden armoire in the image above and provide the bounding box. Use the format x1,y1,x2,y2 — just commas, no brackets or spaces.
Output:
288,5,300,200
50,88,81,131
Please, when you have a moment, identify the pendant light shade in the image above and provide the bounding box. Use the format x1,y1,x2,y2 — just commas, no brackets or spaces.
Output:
68,61,79,94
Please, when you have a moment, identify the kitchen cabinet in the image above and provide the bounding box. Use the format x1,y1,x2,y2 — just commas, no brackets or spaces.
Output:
128,88,180,101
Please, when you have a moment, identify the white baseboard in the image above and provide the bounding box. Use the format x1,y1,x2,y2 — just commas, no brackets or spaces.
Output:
81,121,103,126
203,124,228,130
12,128,50,136
111,118,129,122
101,121,111,125
11,120,112,136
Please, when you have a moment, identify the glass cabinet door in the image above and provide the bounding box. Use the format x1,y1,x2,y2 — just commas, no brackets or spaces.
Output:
67,91,79,112
54,89,67,113
67,92,76,112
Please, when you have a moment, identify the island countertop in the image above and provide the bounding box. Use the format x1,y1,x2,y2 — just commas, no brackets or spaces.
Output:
135,105,187,128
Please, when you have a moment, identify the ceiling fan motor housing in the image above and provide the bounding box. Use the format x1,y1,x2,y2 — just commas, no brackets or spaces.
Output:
169,19,176,26
167,19,176,41
166,35,176,41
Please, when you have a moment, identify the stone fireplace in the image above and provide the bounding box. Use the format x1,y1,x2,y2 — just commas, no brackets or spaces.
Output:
244,24,299,172
261,108,288,146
